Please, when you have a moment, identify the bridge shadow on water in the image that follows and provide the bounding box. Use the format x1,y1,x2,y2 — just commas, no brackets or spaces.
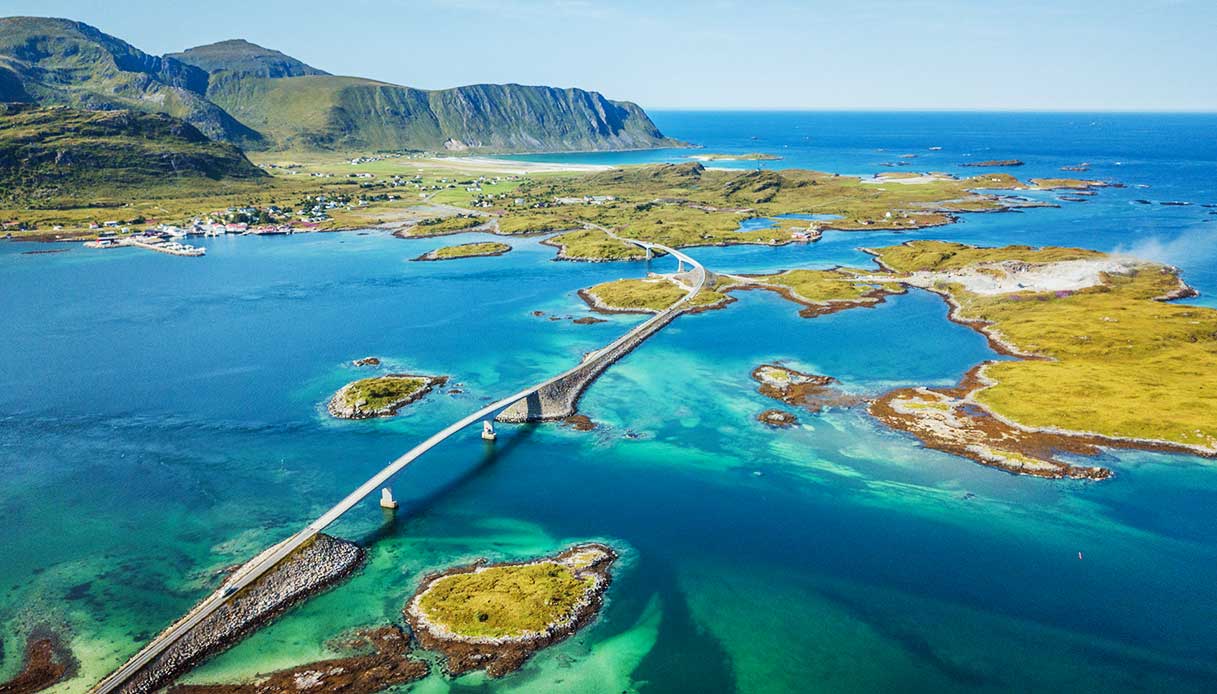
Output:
356,423,541,547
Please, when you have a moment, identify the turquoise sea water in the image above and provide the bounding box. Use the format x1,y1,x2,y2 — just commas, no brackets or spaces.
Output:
2,112,1217,692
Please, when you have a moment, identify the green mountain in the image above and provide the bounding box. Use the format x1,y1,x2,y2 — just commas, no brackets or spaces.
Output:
0,17,678,154
0,103,265,204
0,16,261,143
167,39,328,79
174,38,678,152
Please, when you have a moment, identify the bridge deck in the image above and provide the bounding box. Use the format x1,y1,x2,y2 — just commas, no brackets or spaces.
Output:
91,232,705,694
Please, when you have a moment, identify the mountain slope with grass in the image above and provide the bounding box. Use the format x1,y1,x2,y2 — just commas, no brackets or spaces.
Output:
199,68,678,152
0,16,261,144
0,17,677,155
0,103,266,207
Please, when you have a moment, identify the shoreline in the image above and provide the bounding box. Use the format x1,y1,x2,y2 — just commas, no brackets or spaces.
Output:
404,543,618,678
411,241,512,262
861,242,1217,470
327,374,447,419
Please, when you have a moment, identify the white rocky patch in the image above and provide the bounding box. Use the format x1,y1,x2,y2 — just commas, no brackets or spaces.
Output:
896,258,1149,295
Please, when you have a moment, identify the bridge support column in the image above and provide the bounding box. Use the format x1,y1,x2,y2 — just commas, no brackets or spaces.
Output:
482,420,497,441
645,246,653,260
379,488,398,509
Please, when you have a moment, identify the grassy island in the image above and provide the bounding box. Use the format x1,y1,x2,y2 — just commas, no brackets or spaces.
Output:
543,228,650,261
689,152,782,161
327,374,445,419
863,240,1216,473
503,163,1030,260
581,274,732,313
405,543,617,678
414,241,511,261
726,267,905,317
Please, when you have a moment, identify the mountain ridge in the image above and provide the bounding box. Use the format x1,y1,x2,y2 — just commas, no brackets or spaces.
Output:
0,17,678,153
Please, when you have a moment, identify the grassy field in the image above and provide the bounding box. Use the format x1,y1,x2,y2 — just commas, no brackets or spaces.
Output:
7,154,1050,260
870,241,1217,452
399,214,486,237
583,277,689,312
545,229,649,260
414,562,595,639
760,268,905,304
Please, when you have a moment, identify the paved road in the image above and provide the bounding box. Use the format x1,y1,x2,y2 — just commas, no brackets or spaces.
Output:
91,231,704,694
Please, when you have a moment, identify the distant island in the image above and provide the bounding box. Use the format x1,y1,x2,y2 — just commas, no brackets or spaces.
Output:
961,159,1025,167
687,152,782,162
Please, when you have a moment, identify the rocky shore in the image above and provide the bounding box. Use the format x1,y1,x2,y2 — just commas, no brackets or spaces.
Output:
870,371,1113,480
167,626,427,694
327,374,446,419
112,534,364,694
751,364,865,412
404,543,617,678
757,409,798,427
0,629,76,694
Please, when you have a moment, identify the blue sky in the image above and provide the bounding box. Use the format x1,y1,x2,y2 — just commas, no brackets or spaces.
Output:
6,0,1216,111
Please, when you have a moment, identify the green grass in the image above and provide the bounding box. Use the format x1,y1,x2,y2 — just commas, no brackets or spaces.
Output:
584,275,729,312
762,268,898,303
334,375,430,412
426,242,510,260
492,164,1031,259
401,215,485,236
870,241,1217,451
584,278,689,311
872,240,1101,273
496,212,579,235
546,229,647,260
0,104,265,209
415,563,595,639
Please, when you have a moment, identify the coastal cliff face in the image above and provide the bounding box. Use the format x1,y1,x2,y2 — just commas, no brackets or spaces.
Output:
0,18,675,153
194,67,676,152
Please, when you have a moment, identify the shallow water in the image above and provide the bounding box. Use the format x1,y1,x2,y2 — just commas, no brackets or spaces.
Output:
2,113,1217,692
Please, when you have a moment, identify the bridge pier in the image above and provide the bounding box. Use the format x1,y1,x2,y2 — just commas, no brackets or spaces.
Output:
379,488,398,509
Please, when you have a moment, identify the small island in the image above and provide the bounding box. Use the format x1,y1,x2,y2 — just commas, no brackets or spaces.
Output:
404,543,617,678
751,364,863,412
328,374,446,419
413,241,511,262
961,159,1025,167
1029,177,1110,190
688,152,782,162
757,409,798,427
579,274,731,313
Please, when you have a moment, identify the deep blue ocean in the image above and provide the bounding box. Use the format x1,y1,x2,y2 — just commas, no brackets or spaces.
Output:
2,112,1216,693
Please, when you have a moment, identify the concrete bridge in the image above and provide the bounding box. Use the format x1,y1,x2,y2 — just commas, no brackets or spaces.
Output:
91,231,705,694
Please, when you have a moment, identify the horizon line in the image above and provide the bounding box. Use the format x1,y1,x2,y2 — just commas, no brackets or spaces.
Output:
641,107,1217,115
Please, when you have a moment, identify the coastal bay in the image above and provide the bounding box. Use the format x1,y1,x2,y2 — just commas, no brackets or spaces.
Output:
3,111,1217,694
